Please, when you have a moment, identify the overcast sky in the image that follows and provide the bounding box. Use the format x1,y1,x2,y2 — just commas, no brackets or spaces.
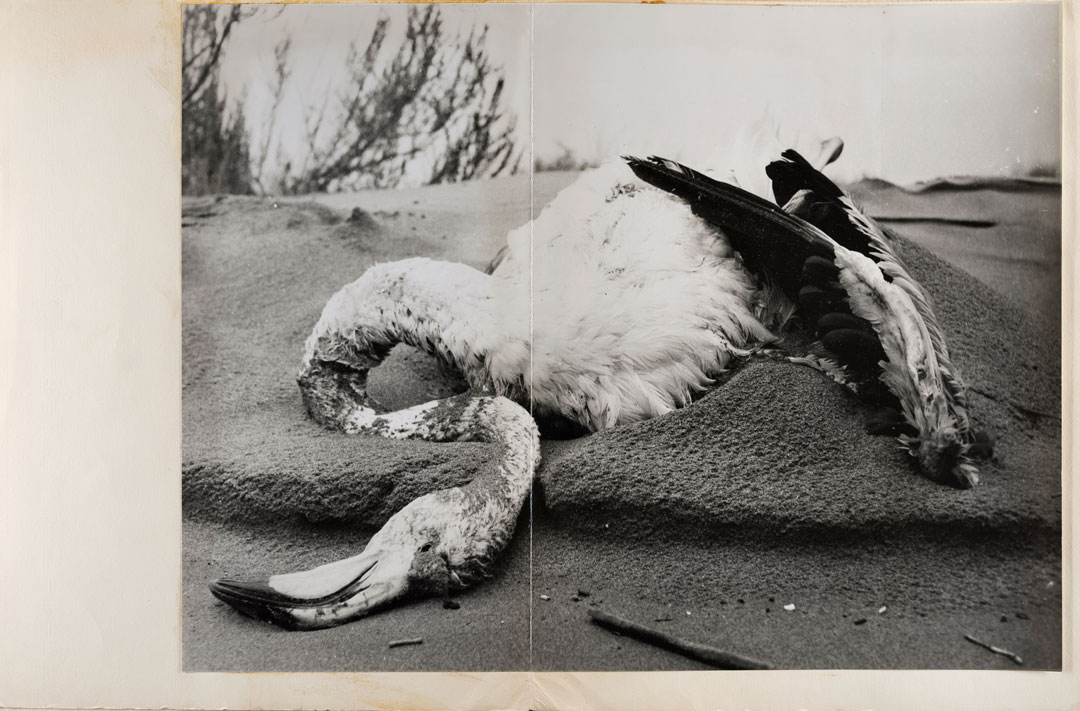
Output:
220,2,1060,187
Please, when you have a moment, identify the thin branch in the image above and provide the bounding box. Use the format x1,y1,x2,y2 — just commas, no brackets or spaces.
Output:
182,5,242,109
588,609,772,670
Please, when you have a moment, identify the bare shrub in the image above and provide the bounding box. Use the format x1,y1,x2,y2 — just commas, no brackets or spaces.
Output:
283,6,520,193
182,5,255,195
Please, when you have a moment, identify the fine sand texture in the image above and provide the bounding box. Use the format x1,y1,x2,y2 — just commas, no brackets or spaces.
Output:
182,171,1061,671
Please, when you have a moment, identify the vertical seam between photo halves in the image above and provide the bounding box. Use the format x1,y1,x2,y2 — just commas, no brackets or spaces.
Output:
528,0,536,684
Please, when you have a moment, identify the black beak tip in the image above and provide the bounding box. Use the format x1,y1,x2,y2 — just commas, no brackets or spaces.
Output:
209,579,302,630
209,578,268,603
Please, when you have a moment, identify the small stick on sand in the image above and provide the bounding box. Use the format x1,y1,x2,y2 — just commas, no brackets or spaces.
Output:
964,634,1023,665
388,637,424,649
588,609,771,670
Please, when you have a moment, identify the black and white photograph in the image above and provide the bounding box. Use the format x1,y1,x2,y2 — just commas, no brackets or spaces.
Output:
180,2,1062,673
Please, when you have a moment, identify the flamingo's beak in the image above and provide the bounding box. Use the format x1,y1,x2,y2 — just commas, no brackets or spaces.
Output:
210,549,409,631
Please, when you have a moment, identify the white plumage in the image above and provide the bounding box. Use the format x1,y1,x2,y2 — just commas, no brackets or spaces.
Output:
301,162,771,434
503,164,774,429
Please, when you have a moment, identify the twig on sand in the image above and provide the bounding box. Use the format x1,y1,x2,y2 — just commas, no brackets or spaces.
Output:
964,634,1023,665
587,609,771,670
388,637,424,649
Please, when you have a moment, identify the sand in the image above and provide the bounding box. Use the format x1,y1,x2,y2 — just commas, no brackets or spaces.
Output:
181,171,1061,671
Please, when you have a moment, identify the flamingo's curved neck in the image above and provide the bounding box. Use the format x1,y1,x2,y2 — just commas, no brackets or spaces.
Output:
296,257,511,430
361,394,540,587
